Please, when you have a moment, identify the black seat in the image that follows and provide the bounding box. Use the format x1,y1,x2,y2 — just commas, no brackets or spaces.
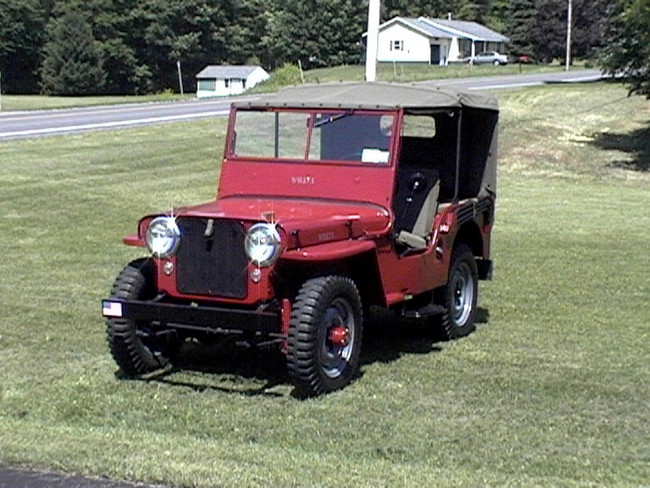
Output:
393,167,440,249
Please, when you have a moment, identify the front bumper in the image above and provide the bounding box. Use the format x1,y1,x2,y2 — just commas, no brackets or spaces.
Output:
102,298,280,337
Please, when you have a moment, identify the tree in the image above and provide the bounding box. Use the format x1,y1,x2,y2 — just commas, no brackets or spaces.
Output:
483,0,510,34
599,0,650,98
133,0,231,92
0,0,45,93
497,0,537,55
90,0,146,94
456,0,491,23
529,0,569,63
262,0,367,69
571,0,610,58
382,0,447,19
40,8,106,95
529,0,610,63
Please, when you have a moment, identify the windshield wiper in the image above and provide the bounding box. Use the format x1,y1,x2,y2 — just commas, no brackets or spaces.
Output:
314,111,352,128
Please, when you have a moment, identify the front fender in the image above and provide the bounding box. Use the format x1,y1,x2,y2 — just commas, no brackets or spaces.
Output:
281,239,376,262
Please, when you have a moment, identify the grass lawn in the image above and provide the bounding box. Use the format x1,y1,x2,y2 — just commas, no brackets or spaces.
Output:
0,93,194,112
0,82,648,487
304,61,565,84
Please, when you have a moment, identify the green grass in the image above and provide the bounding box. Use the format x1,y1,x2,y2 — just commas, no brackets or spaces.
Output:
306,61,565,84
0,93,194,112
249,62,567,94
0,82,648,487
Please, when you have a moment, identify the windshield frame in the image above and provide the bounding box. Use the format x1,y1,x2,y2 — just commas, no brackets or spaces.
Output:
226,107,401,167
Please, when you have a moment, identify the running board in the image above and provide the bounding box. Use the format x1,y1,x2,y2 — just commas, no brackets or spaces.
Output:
402,304,445,319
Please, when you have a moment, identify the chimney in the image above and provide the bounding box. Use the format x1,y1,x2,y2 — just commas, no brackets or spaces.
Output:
448,12,452,21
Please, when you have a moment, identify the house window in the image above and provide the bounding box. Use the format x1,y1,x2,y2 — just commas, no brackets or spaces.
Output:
224,79,230,88
390,40,404,51
198,79,216,91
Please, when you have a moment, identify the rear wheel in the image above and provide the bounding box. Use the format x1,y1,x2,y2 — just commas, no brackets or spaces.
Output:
106,259,180,376
435,244,478,340
287,276,363,396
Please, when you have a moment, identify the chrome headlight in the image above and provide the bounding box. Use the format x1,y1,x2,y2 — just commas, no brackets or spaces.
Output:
145,216,180,258
245,223,281,267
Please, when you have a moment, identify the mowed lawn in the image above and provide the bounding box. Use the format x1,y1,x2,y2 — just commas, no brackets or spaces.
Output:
0,82,648,487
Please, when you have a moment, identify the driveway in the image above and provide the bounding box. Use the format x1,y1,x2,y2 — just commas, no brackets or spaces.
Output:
0,466,163,488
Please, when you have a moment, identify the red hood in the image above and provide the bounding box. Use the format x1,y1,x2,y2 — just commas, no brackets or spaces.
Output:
176,196,392,245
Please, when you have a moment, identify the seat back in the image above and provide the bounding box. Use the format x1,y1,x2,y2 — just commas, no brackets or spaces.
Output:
393,167,440,235
411,179,440,237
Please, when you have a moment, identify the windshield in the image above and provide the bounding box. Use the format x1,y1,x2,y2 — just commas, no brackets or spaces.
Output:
230,109,394,164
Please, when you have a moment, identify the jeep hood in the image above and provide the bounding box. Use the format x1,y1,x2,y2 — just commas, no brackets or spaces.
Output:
178,196,391,244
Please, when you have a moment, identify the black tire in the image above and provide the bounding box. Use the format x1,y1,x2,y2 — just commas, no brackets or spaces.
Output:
435,243,478,340
287,276,363,396
106,259,180,376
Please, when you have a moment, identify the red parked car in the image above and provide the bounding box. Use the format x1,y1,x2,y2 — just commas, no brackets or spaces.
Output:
102,82,499,396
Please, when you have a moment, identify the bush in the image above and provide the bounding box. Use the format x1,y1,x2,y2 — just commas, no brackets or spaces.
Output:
250,63,303,93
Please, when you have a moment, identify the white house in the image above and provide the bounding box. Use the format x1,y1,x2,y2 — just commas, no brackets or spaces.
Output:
367,17,509,65
196,65,270,98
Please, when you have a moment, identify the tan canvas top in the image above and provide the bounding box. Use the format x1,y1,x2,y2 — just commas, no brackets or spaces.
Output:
234,82,498,112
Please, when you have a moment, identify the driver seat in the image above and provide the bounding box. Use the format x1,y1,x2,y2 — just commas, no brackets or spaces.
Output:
393,168,440,250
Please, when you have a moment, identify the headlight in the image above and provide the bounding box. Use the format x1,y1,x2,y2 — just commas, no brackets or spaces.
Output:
145,216,180,258
245,223,281,267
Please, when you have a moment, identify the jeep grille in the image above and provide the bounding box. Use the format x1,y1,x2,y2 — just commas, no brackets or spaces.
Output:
176,218,247,298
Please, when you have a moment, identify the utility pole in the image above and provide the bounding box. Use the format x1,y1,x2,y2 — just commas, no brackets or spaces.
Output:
565,0,573,71
177,61,184,95
365,0,380,82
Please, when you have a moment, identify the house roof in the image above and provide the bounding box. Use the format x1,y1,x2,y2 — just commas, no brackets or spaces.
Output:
371,17,451,39
233,82,498,112
196,65,265,79
370,16,509,43
422,18,509,43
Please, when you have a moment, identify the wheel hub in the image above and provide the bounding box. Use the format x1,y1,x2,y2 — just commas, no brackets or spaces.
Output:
328,326,350,347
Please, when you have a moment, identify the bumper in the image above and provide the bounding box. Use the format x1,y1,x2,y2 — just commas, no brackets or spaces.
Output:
102,298,280,336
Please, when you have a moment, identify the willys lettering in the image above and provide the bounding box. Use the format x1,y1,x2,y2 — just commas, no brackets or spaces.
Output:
291,176,315,185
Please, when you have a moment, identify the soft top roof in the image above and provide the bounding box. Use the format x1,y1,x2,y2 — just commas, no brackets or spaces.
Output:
234,82,498,112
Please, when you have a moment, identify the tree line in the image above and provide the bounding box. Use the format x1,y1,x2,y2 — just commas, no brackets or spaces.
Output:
0,0,647,97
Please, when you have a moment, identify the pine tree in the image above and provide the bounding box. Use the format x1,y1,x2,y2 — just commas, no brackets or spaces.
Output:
0,0,45,93
502,0,537,56
40,9,106,95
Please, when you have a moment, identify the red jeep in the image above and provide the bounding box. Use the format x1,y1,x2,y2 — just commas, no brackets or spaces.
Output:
103,82,498,396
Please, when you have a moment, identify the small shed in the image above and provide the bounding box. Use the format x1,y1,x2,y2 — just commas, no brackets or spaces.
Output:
196,65,270,98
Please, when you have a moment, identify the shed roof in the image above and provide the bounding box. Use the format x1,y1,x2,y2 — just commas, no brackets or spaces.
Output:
196,65,264,79
233,82,498,112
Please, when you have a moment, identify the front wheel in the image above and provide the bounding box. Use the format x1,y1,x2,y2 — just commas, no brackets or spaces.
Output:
106,259,180,376
435,244,478,340
287,276,363,397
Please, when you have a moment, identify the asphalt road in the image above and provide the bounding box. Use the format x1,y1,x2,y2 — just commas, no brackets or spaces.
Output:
0,69,603,141
0,466,161,488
